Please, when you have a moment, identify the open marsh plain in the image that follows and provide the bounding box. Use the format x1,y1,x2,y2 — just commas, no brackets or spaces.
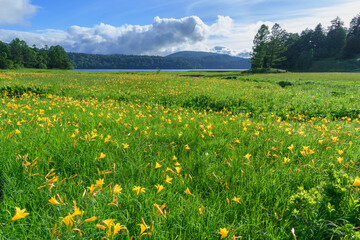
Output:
0,70,360,239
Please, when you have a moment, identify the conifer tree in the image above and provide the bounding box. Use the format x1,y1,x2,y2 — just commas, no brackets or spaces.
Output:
266,23,287,68
251,24,269,69
326,17,346,57
343,14,360,58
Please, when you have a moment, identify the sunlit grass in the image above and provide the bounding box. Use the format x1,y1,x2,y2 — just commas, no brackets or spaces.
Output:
0,70,359,239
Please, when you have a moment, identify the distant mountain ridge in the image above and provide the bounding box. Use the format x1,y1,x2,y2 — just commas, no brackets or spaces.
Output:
236,51,251,59
68,51,251,69
167,51,227,58
167,50,251,59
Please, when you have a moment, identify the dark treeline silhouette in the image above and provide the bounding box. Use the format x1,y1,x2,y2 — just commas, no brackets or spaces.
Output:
0,38,250,70
251,14,360,71
0,38,73,69
67,52,251,69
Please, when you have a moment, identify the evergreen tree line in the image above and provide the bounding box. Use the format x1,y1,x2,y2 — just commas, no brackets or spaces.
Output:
67,52,251,69
0,38,73,69
251,14,360,71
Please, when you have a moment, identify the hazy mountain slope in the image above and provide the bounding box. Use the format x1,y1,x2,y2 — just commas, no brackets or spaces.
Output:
68,51,251,69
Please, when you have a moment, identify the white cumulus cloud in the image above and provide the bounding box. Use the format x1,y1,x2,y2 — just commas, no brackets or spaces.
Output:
65,15,232,55
0,16,233,56
0,0,38,26
210,15,233,36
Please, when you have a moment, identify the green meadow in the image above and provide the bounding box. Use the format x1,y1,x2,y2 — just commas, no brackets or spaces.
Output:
0,70,360,239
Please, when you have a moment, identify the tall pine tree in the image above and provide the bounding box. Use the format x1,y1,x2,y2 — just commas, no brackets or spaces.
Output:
326,17,347,57
251,24,269,69
343,14,360,58
266,23,287,68
312,24,327,59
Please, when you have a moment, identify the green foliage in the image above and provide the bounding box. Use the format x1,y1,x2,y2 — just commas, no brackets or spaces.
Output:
252,14,360,72
312,24,327,59
0,85,48,97
251,24,270,69
0,70,359,239
277,81,292,88
266,23,288,68
9,38,25,66
251,23,289,70
296,49,314,70
309,56,360,72
250,68,287,73
343,14,360,58
0,42,11,69
48,45,73,69
326,17,347,58
0,39,72,70
289,164,360,239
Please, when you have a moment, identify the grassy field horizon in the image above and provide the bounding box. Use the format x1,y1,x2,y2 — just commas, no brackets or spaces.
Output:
1,70,360,239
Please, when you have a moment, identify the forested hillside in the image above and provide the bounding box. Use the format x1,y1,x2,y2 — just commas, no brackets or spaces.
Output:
67,52,250,69
251,14,360,71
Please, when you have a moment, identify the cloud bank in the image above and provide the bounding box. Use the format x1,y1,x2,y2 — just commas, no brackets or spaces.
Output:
0,16,233,56
0,0,359,57
0,0,38,26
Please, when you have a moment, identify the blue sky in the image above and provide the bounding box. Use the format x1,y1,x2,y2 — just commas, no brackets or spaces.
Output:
0,0,359,56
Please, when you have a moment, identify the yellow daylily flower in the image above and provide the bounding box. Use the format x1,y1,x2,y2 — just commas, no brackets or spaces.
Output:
61,213,74,230
83,216,97,222
11,207,29,221
219,227,229,239
103,219,115,237
113,223,127,236
103,219,115,229
199,203,204,215
133,186,146,195
139,218,149,235
95,224,106,230
72,207,84,217
164,175,173,184
184,187,192,195
104,135,111,143
153,203,167,218
244,153,251,160
98,152,106,160
155,162,162,169
288,144,294,152
353,178,360,187
87,184,97,194
95,179,104,188
107,198,118,206
283,157,290,165
155,184,165,194
48,196,61,205
113,184,123,195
